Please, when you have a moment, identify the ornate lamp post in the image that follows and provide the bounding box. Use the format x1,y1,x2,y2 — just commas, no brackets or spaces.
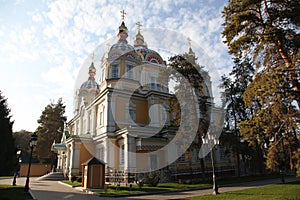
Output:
12,147,22,186
202,134,220,195
24,132,38,192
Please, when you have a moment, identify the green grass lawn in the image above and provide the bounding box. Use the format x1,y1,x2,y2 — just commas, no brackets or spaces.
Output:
61,180,82,187
0,184,32,200
186,181,300,200
0,176,13,180
94,182,211,195
218,173,288,185
61,179,211,195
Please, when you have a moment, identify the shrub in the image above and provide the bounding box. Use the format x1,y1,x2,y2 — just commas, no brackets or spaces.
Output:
76,177,82,183
145,172,160,187
136,178,144,189
71,175,77,182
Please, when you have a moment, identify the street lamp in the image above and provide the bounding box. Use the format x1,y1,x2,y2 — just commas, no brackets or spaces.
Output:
24,132,38,192
12,147,22,186
202,133,220,195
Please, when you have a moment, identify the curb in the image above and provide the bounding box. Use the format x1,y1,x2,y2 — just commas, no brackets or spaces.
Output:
29,189,37,200
58,180,73,188
58,180,84,191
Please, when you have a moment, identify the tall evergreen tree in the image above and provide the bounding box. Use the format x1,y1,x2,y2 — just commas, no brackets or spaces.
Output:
240,66,299,172
13,130,32,162
222,0,300,173
165,54,210,176
222,0,300,106
0,90,16,175
167,55,210,141
219,57,257,176
35,98,66,163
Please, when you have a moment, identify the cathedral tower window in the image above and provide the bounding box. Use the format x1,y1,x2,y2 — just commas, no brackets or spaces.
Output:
150,76,157,90
110,64,119,78
98,105,105,126
126,64,135,79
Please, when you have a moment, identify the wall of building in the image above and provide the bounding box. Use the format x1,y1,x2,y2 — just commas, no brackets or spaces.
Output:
79,143,93,173
20,164,52,177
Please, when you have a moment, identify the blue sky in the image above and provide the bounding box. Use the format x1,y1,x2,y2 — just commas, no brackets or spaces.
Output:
0,0,232,132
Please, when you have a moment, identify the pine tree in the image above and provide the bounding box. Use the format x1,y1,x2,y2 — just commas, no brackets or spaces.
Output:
219,57,256,176
222,0,300,173
0,90,16,175
222,0,300,107
165,54,210,177
35,98,66,164
13,130,32,163
240,66,300,172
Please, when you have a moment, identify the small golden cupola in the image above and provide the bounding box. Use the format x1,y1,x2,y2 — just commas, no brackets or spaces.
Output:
79,53,99,104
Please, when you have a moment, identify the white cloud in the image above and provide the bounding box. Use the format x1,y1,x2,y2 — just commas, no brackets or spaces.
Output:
41,57,75,92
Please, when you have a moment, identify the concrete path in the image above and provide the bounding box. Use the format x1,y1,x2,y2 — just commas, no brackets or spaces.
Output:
0,176,299,200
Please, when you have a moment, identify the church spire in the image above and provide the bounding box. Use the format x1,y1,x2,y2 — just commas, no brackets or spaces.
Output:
134,21,147,48
136,21,142,34
88,52,96,80
117,10,128,44
187,37,196,64
187,37,194,54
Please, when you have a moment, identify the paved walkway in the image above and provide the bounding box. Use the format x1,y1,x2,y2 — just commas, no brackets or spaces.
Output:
0,176,299,200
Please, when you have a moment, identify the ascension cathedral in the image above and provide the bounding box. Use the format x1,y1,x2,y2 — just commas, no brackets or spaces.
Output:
53,12,236,185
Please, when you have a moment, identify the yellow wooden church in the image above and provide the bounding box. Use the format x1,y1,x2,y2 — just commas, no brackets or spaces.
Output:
53,14,235,184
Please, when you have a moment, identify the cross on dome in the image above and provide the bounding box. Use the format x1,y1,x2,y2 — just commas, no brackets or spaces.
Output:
91,52,94,62
187,37,192,49
89,51,96,75
117,10,128,43
136,21,142,32
120,10,126,22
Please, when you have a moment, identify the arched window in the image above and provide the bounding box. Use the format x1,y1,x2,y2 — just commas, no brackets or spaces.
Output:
126,101,136,124
150,59,158,64
126,64,135,79
98,105,105,126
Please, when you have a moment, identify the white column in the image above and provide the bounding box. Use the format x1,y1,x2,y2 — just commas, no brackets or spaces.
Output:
129,136,137,173
86,110,91,134
91,108,96,136
69,141,80,177
149,97,159,127
66,145,70,176
124,135,136,172
107,94,115,132
79,115,83,135
106,138,115,169
68,143,74,178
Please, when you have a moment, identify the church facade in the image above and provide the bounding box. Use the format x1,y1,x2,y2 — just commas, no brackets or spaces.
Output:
53,15,236,183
